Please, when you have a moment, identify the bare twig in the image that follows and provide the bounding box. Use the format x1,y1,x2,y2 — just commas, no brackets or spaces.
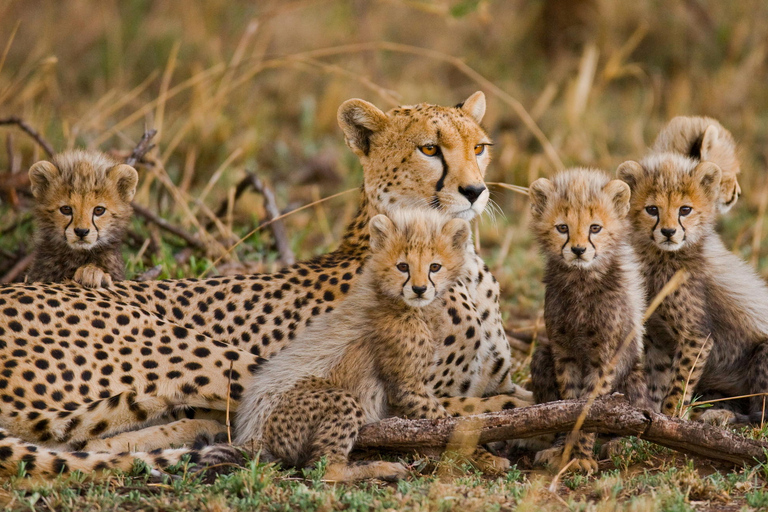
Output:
246,173,295,265
125,129,158,167
0,253,34,283
356,394,768,466
0,117,55,157
131,203,206,251
134,264,163,282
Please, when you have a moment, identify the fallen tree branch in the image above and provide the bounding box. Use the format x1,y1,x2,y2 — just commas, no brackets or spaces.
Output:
0,253,34,283
134,264,163,282
0,117,55,157
356,395,768,466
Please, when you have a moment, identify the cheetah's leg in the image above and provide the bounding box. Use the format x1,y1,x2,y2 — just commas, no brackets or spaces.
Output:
263,387,407,482
439,394,531,417
80,419,228,452
661,332,713,418
748,341,768,424
644,335,674,412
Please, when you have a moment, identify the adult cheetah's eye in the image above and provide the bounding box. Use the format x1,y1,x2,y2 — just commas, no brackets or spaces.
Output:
590,224,602,234
60,206,72,215
645,206,659,216
419,145,439,157
93,206,106,216
397,262,409,273
429,263,442,272
474,144,485,156
555,224,568,234
679,206,692,216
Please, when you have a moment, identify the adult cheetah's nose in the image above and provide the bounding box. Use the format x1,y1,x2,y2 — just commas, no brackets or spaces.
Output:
458,184,486,204
74,228,90,238
412,285,427,297
661,228,677,238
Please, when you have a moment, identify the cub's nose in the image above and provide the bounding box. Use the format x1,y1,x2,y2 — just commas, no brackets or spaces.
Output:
412,285,427,297
571,246,586,256
458,184,486,204
661,228,677,238
74,228,90,238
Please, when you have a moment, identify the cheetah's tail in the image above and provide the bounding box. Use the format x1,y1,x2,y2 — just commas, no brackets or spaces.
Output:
0,428,248,478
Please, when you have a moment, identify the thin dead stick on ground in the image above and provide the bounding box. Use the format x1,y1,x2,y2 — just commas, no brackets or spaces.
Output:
559,269,689,468
0,117,55,157
199,187,358,278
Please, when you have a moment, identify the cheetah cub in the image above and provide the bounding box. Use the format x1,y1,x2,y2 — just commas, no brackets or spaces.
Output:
619,153,768,423
232,209,509,482
528,169,647,473
652,116,741,212
27,150,138,288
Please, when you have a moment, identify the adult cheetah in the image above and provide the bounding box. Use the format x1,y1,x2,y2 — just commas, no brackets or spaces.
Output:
0,92,531,476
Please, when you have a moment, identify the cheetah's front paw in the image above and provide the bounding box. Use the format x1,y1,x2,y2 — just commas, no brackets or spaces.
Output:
534,445,565,471
73,264,113,288
472,450,510,475
696,408,736,426
569,456,598,474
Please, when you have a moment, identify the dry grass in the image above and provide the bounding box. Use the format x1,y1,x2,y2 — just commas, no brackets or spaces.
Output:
2,1,768,510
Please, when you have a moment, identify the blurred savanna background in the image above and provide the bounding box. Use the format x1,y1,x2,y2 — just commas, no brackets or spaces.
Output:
2,1,768,510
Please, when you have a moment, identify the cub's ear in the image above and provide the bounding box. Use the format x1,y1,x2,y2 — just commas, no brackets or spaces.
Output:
442,218,471,251
528,178,554,216
337,99,388,157
369,214,396,252
604,180,631,217
28,160,59,199
617,160,644,190
107,164,139,203
699,124,719,162
693,161,722,200
458,91,486,124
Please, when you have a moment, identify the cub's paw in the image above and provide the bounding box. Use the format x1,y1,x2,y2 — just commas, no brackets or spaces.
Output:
569,456,598,475
73,264,113,288
472,450,511,475
534,445,565,471
661,396,687,418
598,438,628,460
695,408,736,426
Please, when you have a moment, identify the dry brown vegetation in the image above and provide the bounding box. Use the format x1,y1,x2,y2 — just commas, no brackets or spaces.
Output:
1,1,768,510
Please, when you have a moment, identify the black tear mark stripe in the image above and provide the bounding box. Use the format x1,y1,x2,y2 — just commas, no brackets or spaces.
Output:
435,149,449,193
428,271,436,290
64,214,73,239
92,210,100,238
402,272,411,290
651,212,660,239
588,232,596,252
678,213,686,241
560,230,570,255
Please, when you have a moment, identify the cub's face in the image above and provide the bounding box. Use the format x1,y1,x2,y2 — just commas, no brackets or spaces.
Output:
368,213,470,308
618,156,721,252
338,92,491,221
29,157,138,251
529,169,631,270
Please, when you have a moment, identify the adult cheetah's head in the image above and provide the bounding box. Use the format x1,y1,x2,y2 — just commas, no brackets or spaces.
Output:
29,150,138,251
338,92,491,221
618,153,721,252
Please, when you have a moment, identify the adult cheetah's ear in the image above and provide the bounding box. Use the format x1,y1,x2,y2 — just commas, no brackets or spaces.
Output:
369,214,395,252
337,99,388,157
28,160,59,199
617,160,644,191
458,91,486,124
603,180,631,218
107,164,139,203
528,178,554,216
699,124,719,162
693,161,722,200
442,218,471,251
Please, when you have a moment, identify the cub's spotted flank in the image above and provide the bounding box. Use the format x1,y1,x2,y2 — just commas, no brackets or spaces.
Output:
26,150,138,288
0,93,530,477
528,169,647,473
619,153,768,423
652,116,741,212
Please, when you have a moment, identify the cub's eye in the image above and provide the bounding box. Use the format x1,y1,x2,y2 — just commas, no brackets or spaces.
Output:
679,206,692,216
590,224,602,234
419,145,439,157
474,144,485,156
645,206,659,216
60,206,72,215
396,263,409,273
93,206,106,216
555,224,568,234
429,263,442,272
